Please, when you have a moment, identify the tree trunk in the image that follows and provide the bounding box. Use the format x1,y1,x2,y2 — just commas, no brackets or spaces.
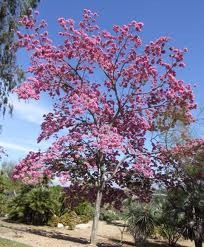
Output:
194,239,203,247
90,188,103,245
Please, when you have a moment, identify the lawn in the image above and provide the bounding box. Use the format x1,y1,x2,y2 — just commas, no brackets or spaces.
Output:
0,237,31,247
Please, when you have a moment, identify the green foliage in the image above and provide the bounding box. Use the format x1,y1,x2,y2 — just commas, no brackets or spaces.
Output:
74,201,93,219
152,191,184,246
8,185,65,225
179,187,204,246
100,208,120,224
0,175,7,216
157,195,184,246
158,129,204,247
158,225,181,247
153,187,204,247
47,210,90,229
8,183,93,228
0,192,7,216
0,163,22,216
123,202,156,245
47,201,93,228
0,0,40,113
48,185,66,217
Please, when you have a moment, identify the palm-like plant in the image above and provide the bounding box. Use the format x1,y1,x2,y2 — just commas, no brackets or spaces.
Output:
8,185,65,225
123,201,156,245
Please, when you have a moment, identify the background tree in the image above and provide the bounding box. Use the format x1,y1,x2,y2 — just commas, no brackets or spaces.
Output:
12,9,196,244
0,161,22,215
156,138,204,247
0,0,40,113
155,190,185,247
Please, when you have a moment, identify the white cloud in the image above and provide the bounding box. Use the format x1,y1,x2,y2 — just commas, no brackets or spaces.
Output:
0,141,36,153
10,96,49,125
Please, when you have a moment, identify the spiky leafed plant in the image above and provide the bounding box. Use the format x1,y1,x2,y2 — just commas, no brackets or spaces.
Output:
8,185,65,225
123,201,156,246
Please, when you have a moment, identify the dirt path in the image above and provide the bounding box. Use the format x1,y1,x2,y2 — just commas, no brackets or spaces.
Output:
0,218,195,247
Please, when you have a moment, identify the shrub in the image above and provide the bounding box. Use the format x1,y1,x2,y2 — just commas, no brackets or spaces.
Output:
47,215,60,227
153,191,185,247
0,193,7,216
48,186,66,217
158,224,182,247
0,167,22,216
123,202,155,246
60,211,80,229
157,207,184,247
75,201,93,219
79,214,91,224
100,208,120,224
48,211,89,229
8,185,65,225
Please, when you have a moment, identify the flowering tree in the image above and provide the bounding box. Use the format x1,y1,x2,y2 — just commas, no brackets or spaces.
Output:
12,9,196,243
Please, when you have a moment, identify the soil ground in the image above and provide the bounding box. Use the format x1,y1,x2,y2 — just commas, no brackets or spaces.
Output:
0,218,195,247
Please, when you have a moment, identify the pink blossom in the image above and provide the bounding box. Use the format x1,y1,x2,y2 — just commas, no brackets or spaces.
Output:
12,9,199,192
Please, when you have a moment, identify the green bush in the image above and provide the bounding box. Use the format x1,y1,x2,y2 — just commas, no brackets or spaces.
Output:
154,191,186,247
75,201,93,220
123,202,156,246
0,193,7,216
8,185,65,225
158,224,182,247
100,208,120,223
0,167,22,216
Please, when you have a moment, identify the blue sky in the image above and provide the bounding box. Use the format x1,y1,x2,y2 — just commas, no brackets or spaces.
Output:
1,0,204,163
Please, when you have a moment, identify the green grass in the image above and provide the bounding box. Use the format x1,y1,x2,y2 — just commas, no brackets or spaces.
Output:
0,237,32,247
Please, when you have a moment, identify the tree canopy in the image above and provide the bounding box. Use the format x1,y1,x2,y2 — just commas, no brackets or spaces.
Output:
0,0,40,113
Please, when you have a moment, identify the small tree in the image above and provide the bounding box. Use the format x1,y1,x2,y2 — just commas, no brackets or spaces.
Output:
155,190,185,247
0,162,22,215
156,140,204,247
182,186,204,247
12,9,196,244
